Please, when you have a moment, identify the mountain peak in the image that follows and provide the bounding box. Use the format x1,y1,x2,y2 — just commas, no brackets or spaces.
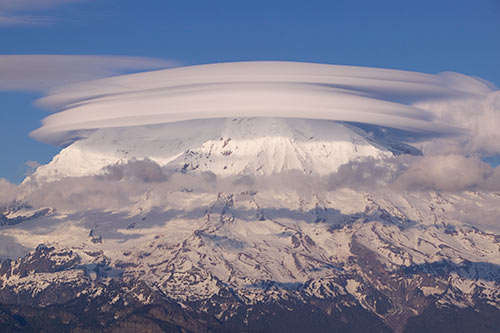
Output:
29,118,400,182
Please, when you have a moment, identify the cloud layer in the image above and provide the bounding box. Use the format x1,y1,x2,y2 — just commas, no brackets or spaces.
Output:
30,61,498,147
2,155,500,216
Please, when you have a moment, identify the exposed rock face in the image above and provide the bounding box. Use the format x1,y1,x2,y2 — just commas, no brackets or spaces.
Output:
0,205,53,227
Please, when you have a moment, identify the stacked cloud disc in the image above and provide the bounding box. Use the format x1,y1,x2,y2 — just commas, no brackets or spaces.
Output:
32,61,494,146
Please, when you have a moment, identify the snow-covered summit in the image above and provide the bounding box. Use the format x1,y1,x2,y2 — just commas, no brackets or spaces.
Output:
29,118,401,182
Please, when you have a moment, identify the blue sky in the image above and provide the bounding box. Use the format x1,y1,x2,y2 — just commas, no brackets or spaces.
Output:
1,0,499,182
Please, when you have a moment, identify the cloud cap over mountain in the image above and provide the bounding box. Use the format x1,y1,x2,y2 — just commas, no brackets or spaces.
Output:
29,61,499,153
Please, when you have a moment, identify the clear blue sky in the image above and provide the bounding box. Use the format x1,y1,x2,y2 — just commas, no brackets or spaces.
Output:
1,0,499,182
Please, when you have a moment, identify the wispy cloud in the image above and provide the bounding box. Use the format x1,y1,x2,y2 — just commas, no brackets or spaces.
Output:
0,0,82,26
0,0,80,10
0,54,176,92
0,14,53,26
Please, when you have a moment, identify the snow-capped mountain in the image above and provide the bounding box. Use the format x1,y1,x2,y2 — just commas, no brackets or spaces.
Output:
29,118,401,182
1,118,499,332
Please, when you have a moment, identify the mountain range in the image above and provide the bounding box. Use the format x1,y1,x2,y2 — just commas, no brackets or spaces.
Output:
1,118,498,332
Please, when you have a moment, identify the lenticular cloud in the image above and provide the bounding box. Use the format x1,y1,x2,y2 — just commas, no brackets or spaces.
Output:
31,61,497,148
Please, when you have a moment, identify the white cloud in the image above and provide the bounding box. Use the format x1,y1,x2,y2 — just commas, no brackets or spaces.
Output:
414,90,500,156
0,178,18,205
394,155,494,192
0,55,176,92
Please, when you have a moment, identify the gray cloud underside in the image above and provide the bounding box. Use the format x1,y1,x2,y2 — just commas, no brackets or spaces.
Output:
29,61,498,148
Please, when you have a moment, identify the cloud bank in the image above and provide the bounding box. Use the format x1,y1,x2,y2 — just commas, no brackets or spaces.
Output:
0,55,175,92
29,62,498,153
2,155,500,214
